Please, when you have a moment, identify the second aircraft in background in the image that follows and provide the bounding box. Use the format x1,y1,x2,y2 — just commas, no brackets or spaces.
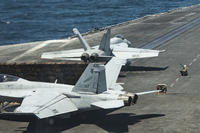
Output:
41,28,163,63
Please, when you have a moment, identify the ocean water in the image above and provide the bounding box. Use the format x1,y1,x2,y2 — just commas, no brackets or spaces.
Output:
0,0,200,45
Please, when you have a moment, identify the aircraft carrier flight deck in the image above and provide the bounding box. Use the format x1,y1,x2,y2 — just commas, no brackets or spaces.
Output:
0,4,200,133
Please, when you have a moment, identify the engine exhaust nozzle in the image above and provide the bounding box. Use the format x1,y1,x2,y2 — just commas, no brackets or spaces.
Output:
89,53,98,62
81,53,89,62
118,93,138,106
118,94,132,106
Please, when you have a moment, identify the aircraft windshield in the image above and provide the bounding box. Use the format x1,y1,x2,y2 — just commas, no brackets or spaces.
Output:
0,74,20,82
115,34,124,40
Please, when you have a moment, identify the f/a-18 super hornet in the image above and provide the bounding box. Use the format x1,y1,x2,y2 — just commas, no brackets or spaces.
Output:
0,58,166,121
41,28,163,63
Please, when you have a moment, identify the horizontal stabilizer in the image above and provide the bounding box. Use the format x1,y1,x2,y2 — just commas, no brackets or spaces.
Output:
91,100,124,109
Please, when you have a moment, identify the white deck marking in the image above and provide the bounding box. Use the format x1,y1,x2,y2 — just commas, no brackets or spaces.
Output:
175,78,179,82
170,83,175,88
8,39,69,62
192,58,197,62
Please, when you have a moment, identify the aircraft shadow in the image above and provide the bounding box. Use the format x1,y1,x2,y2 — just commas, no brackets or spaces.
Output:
22,111,165,133
122,65,169,72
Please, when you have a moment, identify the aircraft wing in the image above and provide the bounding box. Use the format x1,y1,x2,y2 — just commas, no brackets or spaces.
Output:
41,49,84,61
112,47,160,60
14,89,78,119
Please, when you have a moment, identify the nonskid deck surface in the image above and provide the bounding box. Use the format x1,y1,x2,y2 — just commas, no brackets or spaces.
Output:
0,4,200,133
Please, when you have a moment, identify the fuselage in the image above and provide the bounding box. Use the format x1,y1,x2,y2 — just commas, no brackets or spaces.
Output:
0,75,124,112
81,36,131,62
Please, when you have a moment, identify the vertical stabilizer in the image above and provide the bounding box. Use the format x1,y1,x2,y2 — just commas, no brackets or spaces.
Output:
73,64,107,94
99,28,111,55
73,28,91,51
73,57,125,93
105,57,126,89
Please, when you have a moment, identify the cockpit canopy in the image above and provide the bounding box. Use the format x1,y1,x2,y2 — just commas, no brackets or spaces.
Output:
0,74,20,82
110,34,125,44
115,34,125,40
110,34,131,47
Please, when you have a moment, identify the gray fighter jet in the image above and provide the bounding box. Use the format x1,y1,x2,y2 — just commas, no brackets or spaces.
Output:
0,58,166,121
41,28,162,63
